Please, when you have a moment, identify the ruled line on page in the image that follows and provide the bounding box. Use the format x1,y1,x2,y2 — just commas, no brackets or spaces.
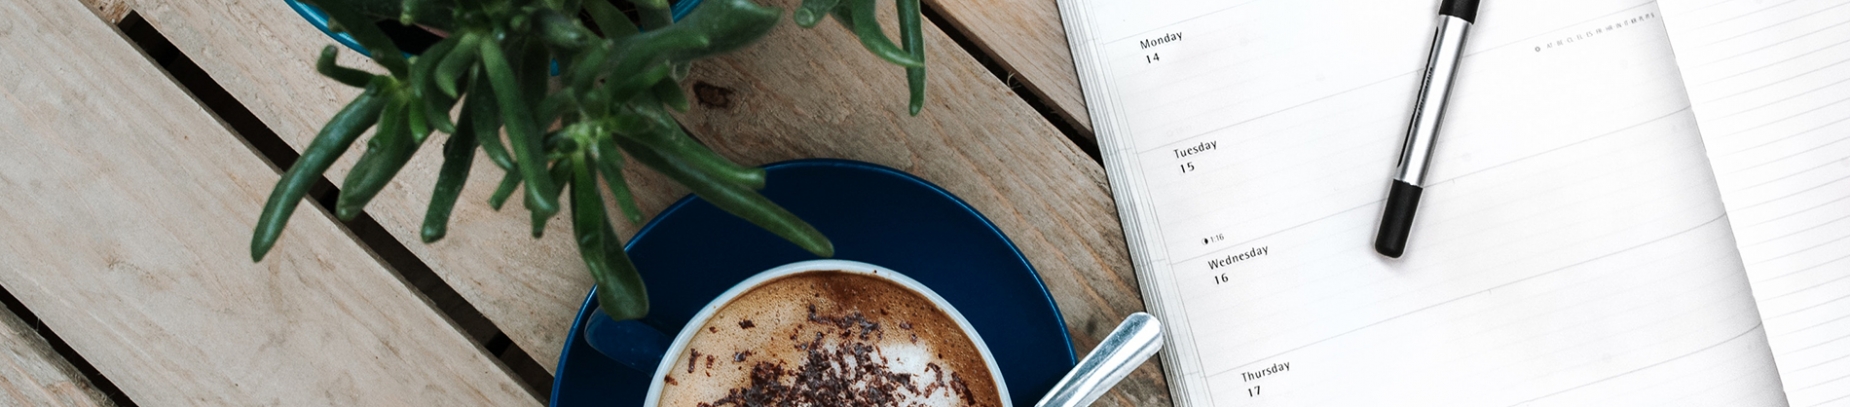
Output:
1706,2,1850,46
1697,55,1850,104
1505,323,1767,407
1701,16,1850,66
1758,250,1850,284
1744,211,1850,249
1686,0,1802,31
1202,214,1730,379
1713,75,1850,121
1718,105,1850,156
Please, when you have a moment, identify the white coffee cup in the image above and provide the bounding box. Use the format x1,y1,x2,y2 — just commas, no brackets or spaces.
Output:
639,259,1012,407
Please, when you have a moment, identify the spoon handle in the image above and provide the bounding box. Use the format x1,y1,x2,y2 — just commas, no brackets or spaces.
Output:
1034,312,1165,407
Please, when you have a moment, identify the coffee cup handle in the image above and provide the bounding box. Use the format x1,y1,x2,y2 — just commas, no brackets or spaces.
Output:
583,308,672,373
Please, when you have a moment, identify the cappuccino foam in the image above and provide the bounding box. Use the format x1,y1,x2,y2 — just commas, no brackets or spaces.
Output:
657,271,1000,407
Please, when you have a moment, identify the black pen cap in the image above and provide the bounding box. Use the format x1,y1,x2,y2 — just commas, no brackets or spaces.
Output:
1374,180,1424,258
1438,0,1481,23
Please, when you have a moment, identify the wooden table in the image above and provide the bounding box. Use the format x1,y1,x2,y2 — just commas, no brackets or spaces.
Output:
0,0,1167,404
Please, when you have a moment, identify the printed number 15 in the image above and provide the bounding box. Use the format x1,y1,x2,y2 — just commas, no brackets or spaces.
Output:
1146,53,1161,63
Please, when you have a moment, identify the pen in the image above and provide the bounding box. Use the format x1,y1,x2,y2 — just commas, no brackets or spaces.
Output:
1375,0,1479,258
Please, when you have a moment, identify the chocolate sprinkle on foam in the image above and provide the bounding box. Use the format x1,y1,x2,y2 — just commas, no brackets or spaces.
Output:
698,307,987,407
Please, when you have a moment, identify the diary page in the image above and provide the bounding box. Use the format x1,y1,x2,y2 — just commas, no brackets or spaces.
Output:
1059,0,1789,405
1659,1,1850,405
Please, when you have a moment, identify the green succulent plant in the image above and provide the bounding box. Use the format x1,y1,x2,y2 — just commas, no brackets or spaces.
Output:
250,0,927,321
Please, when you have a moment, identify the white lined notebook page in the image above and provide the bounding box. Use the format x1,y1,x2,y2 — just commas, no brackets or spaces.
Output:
1660,0,1850,405
1059,0,1788,405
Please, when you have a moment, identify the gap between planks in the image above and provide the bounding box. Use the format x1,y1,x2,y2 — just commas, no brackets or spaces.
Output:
0,283,128,407
919,2,1098,160
910,0,1094,137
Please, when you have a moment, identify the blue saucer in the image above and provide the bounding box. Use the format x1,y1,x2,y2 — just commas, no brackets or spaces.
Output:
550,159,1075,406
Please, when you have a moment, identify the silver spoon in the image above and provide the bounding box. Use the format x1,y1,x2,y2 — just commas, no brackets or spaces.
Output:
1034,312,1165,407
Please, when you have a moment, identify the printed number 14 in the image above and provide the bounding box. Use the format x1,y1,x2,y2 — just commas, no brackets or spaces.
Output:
1146,52,1161,63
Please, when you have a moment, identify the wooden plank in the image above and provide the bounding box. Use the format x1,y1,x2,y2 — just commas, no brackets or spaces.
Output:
922,0,1092,135
75,0,131,23
128,3,1167,406
0,307,115,407
673,0,1163,404
0,0,537,404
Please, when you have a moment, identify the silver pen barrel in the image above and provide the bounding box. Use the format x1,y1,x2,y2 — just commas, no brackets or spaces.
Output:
1394,15,1472,187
